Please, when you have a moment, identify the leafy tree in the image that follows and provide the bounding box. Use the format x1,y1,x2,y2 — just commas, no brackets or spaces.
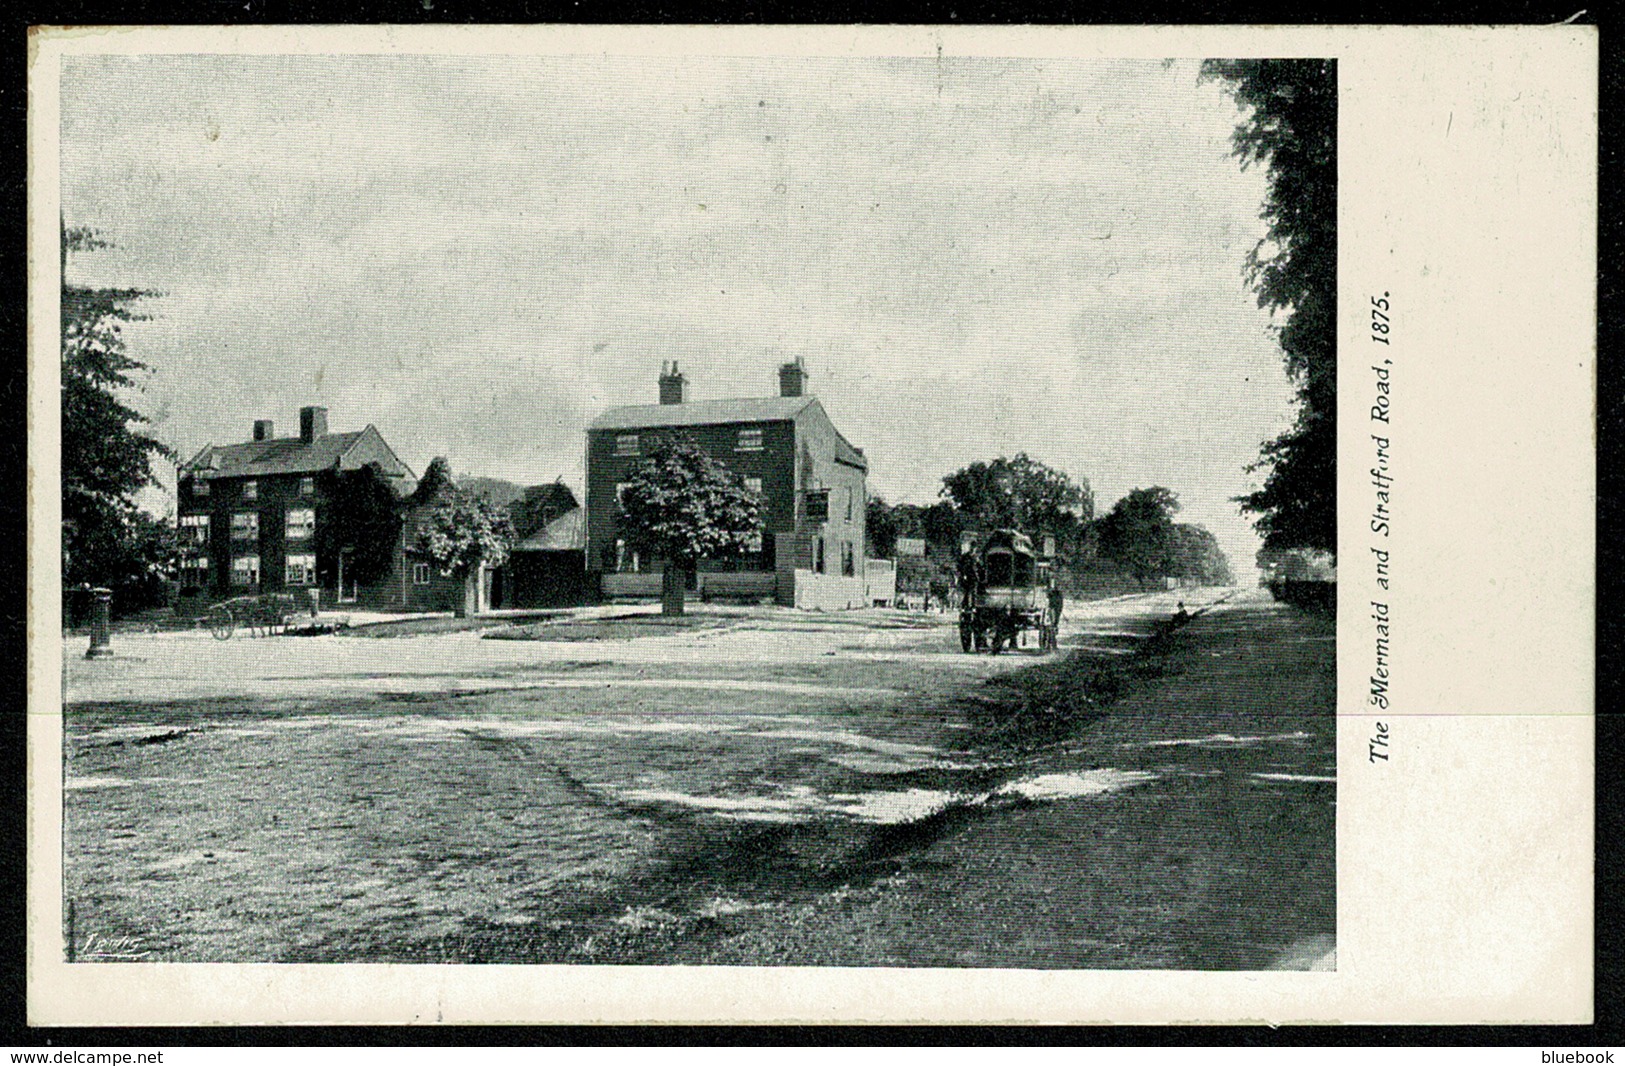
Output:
1096,486,1182,590
1202,59,1337,555
865,495,901,559
940,453,1094,540
61,225,173,590
618,434,763,616
415,468,515,617
1170,523,1235,586
315,462,404,589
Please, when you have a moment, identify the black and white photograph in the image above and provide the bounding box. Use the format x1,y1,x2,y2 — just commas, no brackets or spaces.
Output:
54,47,1336,971
30,24,1593,1026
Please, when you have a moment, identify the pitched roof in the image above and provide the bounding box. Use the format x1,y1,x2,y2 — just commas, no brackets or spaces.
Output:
513,507,585,552
181,425,411,480
587,395,818,431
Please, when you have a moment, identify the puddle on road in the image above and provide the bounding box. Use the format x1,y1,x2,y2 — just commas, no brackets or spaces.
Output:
616,767,1159,827
1130,731,1313,749
995,769,1158,801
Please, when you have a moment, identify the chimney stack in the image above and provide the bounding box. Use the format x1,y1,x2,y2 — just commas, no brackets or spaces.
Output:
658,361,687,405
300,406,329,443
778,356,808,398
252,419,274,442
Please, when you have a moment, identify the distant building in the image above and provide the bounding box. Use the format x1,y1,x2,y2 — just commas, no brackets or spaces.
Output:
584,359,869,608
505,505,589,608
175,407,461,611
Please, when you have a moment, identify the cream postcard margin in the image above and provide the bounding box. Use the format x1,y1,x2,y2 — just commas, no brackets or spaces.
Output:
26,24,1596,1025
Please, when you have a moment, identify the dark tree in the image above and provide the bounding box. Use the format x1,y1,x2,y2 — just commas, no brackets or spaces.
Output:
619,435,762,616
1096,486,1182,590
865,494,901,559
1170,523,1235,586
1203,59,1337,554
939,453,1093,542
61,225,173,590
315,462,404,588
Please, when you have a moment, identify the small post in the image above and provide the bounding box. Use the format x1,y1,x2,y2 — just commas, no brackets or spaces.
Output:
65,898,75,963
84,587,113,659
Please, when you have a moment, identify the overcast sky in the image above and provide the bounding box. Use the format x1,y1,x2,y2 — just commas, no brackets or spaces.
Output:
61,53,1297,575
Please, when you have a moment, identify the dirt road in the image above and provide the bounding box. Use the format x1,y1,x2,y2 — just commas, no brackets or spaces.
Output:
59,588,1333,968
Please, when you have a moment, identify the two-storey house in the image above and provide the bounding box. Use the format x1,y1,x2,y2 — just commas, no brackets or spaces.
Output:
585,359,869,609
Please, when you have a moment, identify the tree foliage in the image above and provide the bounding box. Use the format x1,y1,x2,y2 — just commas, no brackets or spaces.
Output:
315,463,405,586
1096,486,1182,589
619,435,763,564
939,453,1094,539
415,467,515,580
1169,523,1235,586
61,225,173,589
1202,59,1337,555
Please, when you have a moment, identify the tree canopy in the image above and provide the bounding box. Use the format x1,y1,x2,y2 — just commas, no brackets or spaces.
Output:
61,225,173,590
619,435,762,615
315,462,404,587
939,453,1093,540
1096,486,1182,589
1202,59,1337,555
1170,523,1235,586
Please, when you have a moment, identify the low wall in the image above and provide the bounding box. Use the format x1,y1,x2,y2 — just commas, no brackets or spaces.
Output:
789,570,868,611
601,572,664,598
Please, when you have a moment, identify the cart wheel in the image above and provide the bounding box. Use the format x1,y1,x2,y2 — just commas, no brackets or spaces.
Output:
208,606,234,641
959,618,975,653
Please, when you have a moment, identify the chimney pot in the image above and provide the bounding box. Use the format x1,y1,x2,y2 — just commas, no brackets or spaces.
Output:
300,406,329,443
658,363,687,405
252,419,274,442
778,356,808,398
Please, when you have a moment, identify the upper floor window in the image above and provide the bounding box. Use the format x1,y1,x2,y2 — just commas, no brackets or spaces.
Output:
300,477,315,497
846,487,854,522
744,477,763,496
190,478,210,498
243,480,258,501
736,427,764,452
230,511,259,543
286,508,316,542
615,482,632,513
413,563,432,586
179,514,210,548
615,434,640,457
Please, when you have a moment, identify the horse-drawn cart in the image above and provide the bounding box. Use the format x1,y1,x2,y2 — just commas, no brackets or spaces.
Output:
957,529,1060,655
203,593,309,640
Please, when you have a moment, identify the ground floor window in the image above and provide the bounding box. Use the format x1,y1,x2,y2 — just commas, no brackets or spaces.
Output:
180,555,209,587
814,536,826,574
285,553,316,586
231,555,260,586
842,540,855,577
413,562,431,585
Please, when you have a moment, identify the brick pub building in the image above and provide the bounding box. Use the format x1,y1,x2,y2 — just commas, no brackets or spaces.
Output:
585,359,870,609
